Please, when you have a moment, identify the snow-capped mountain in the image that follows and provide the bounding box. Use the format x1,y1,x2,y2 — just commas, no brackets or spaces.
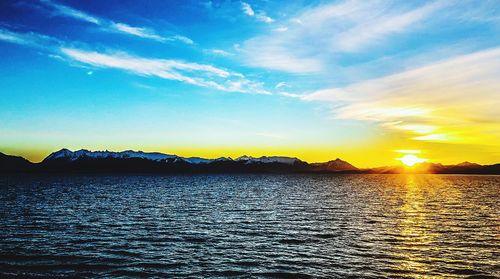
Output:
236,155,302,165
40,149,309,173
45,149,304,166
182,157,213,164
45,148,178,162
3,148,499,174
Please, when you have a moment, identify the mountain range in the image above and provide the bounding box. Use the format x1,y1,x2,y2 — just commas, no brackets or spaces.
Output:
1,149,499,174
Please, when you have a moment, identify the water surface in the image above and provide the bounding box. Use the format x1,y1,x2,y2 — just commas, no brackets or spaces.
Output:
0,174,499,278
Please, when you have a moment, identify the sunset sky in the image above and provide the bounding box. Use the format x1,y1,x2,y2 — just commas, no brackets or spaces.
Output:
1,0,499,167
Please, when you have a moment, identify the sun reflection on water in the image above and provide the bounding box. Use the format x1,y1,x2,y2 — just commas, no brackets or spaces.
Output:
393,175,438,275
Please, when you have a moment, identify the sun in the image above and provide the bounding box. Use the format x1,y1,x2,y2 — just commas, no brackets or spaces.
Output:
398,154,426,167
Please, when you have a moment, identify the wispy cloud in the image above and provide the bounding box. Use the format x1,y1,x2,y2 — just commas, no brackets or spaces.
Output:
38,0,193,44
61,48,270,94
241,2,255,16
275,82,286,89
0,27,268,94
0,27,60,48
330,1,446,52
240,0,458,73
301,48,500,145
241,2,274,23
167,35,194,45
110,23,165,42
109,23,194,44
40,0,100,24
0,28,33,45
205,49,232,56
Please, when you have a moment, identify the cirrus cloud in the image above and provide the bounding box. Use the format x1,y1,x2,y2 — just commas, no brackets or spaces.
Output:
38,0,193,44
301,48,500,145
61,47,270,94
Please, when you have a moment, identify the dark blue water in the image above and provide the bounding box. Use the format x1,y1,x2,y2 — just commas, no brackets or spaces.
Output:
0,174,499,278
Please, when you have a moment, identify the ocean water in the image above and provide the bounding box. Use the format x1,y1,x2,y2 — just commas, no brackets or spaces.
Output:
0,174,498,278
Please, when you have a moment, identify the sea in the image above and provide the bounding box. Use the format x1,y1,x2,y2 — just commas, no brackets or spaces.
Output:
0,174,498,278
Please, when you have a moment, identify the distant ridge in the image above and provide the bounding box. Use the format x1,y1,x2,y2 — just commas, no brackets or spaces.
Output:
0,152,34,172
0,149,499,174
311,158,358,172
36,149,311,173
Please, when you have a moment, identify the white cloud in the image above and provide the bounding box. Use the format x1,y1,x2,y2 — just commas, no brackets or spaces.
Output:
0,28,31,45
110,23,166,42
274,27,288,32
0,28,60,48
241,2,274,23
39,0,193,44
41,0,100,24
275,82,286,88
240,0,446,73
167,35,194,45
301,48,500,145
256,14,274,23
0,28,267,94
241,2,255,16
206,49,232,56
331,1,446,52
61,48,270,94
242,36,323,73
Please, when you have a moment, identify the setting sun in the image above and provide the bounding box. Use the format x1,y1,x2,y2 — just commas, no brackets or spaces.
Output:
398,154,427,167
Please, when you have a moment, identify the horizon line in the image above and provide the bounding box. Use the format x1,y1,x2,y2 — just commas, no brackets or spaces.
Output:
1,147,496,169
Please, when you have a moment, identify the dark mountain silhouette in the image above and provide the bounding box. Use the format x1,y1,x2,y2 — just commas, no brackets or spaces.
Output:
455,161,482,168
0,148,498,174
37,149,311,173
311,158,359,172
364,162,500,174
0,152,34,172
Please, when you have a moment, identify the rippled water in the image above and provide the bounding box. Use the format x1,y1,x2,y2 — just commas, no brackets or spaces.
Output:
0,174,499,278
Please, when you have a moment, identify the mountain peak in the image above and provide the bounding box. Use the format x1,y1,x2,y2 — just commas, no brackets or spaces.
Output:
45,148,74,160
312,158,358,172
44,149,178,162
2,148,499,174
236,155,301,165
455,161,481,168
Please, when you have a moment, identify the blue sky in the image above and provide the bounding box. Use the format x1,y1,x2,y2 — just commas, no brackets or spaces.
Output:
0,0,499,166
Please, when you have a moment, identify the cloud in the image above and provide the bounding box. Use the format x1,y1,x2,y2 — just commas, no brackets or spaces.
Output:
241,2,255,16
110,23,166,42
60,47,270,94
331,1,446,52
40,0,100,24
275,82,286,88
241,2,274,23
279,92,302,98
0,27,60,48
168,35,194,45
0,28,33,45
274,27,288,32
39,0,193,44
110,23,193,44
241,36,323,73
205,49,232,56
240,0,447,73
0,27,267,94
255,14,274,23
301,48,500,145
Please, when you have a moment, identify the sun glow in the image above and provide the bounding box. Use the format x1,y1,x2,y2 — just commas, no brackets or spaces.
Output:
398,154,427,167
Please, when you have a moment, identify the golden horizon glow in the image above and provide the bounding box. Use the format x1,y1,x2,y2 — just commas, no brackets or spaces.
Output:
2,138,500,168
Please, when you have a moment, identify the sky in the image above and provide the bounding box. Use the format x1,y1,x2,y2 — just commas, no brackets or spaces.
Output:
0,0,499,167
